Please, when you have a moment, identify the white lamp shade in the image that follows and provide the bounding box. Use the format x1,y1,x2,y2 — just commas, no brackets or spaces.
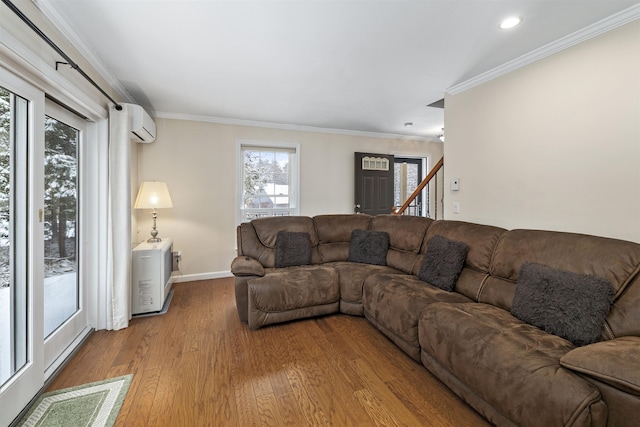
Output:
134,181,173,209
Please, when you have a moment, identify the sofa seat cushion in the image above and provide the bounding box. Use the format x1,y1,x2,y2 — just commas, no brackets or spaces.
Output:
247,265,339,329
325,262,403,315
362,274,471,361
418,302,606,427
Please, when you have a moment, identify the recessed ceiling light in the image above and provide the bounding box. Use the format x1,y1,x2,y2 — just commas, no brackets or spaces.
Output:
499,16,522,30
404,122,413,128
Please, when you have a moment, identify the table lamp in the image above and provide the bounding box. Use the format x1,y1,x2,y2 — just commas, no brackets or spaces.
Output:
134,181,173,242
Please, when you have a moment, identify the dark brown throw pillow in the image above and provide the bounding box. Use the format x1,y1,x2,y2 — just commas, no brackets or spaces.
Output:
418,235,468,291
348,229,389,266
511,262,615,347
274,231,312,268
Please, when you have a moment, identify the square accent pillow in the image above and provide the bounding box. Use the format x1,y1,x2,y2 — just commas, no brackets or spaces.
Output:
418,235,468,291
348,229,389,266
511,262,615,347
274,231,312,268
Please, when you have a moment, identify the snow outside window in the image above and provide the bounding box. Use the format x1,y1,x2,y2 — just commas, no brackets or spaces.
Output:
238,142,300,223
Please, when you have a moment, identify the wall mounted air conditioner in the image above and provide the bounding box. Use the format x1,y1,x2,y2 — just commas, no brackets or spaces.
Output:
126,103,156,143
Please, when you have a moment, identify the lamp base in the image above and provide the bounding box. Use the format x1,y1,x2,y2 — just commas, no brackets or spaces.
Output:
147,210,162,243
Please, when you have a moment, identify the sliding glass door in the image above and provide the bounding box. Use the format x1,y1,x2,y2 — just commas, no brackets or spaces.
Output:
43,103,86,370
0,66,91,426
0,84,29,387
0,68,45,427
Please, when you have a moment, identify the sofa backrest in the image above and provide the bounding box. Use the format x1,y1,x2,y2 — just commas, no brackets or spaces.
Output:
371,215,433,273
416,220,506,301
608,273,640,338
480,229,640,340
314,214,373,262
238,216,320,267
238,214,432,272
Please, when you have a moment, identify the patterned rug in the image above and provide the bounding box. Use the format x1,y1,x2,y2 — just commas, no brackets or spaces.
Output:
17,375,132,427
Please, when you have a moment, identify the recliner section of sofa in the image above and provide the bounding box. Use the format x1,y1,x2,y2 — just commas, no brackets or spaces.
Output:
248,265,340,329
231,214,640,427
419,302,608,426
362,220,507,361
415,228,640,426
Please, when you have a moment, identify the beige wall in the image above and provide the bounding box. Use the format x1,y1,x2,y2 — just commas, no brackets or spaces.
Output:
444,20,640,243
136,119,442,278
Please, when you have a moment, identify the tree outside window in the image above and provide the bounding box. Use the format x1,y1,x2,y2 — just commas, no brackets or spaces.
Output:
44,116,78,278
0,88,11,288
240,144,298,222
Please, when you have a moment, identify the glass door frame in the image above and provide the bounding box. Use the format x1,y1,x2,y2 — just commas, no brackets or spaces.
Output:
0,27,109,425
42,101,88,371
0,65,46,427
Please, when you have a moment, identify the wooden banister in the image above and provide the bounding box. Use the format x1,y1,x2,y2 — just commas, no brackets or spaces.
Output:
392,156,444,215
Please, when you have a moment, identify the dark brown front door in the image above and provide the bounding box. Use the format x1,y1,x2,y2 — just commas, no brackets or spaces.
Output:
354,152,394,215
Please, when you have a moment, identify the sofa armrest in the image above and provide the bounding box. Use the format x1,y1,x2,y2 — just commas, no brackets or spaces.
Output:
560,336,640,396
231,256,265,277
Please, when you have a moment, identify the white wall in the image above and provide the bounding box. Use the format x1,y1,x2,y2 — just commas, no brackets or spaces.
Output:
444,20,640,243
136,119,442,279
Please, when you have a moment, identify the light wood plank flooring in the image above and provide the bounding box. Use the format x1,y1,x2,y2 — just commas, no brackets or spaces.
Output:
48,277,489,426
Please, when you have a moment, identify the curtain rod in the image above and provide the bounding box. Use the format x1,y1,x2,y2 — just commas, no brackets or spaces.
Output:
2,0,123,111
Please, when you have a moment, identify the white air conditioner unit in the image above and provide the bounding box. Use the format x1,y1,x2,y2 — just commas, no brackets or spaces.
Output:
125,103,156,143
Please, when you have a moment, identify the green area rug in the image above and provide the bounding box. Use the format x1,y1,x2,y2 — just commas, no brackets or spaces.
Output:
17,374,132,427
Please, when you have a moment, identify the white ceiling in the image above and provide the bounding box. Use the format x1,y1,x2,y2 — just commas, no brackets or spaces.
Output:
36,0,639,139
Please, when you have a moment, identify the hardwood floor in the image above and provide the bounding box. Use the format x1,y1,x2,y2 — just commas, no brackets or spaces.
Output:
48,278,489,426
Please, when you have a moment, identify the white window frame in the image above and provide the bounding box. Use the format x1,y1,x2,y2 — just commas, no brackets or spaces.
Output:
236,140,300,224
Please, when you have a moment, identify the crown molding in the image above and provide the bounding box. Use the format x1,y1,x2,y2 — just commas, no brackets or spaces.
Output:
152,111,433,141
33,0,135,104
448,4,640,95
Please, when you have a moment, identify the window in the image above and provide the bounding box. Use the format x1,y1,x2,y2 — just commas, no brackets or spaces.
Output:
394,157,428,217
238,142,300,223
43,111,80,338
0,84,29,387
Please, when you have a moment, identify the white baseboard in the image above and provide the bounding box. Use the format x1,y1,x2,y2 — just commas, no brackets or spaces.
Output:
171,270,232,283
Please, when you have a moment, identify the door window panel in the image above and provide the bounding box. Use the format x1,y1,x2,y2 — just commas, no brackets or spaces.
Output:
43,116,79,337
394,158,426,216
0,86,29,386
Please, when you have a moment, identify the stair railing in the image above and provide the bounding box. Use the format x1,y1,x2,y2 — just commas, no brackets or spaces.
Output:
392,156,444,216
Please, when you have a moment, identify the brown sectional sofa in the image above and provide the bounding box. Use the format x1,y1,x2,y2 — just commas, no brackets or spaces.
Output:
231,214,640,427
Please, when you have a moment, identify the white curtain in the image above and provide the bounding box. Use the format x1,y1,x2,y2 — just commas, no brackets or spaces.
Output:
106,104,131,330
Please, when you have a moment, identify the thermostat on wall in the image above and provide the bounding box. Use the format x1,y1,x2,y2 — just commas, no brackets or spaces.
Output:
451,178,460,191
